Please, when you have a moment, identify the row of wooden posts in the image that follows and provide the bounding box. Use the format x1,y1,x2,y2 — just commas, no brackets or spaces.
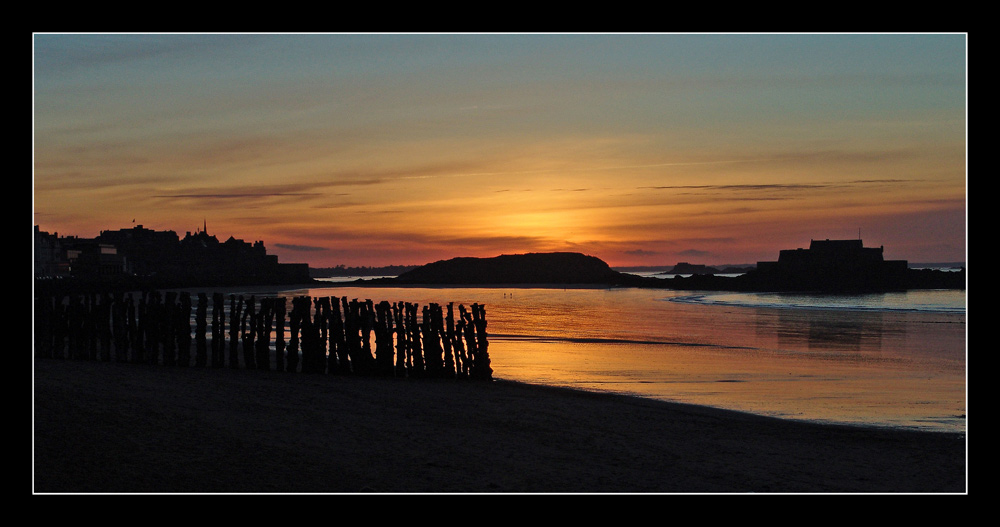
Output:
34,291,492,380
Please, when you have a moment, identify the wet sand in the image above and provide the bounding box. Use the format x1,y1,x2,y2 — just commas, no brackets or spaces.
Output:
33,359,966,493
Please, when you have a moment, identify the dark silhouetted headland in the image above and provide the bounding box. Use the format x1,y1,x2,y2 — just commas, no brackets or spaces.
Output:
661,262,722,275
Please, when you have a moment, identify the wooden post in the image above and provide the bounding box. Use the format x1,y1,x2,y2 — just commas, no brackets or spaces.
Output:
146,291,160,365
330,297,349,374
211,292,224,368
472,304,493,380
459,305,476,378
68,294,82,360
241,295,256,370
453,315,467,379
195,293,208,367
393,302,406,377
287,296,303,373
274,297,286,372
317,297,329,373
135,294,147,363
125,294,136,363
112,292,127,362
256,297,273,370
163,292,177,366
98,293,112,362
361,299,374,375
228,295,241,369
409,303,423,377
86,294,98,361
440,303,455,378
178,292,192,367
299,299,316,373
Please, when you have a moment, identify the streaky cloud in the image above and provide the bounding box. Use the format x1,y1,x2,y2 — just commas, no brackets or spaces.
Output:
274,243,328,252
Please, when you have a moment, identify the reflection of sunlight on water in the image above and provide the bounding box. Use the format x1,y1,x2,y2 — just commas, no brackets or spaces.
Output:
172,285,966,433
670,290,966,314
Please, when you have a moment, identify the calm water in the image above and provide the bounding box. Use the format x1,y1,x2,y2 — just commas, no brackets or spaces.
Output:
220,283,966,434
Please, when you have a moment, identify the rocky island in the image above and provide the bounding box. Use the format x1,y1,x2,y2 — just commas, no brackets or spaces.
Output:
374,241,964,293
392,252,625,285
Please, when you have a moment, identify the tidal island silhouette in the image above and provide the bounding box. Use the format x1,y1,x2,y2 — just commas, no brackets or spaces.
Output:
382,240,964,293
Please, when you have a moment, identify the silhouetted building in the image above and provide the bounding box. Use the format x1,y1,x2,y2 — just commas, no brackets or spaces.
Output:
35,223,311,286
96,224,180,276
34,226,70,278
753,238,908,291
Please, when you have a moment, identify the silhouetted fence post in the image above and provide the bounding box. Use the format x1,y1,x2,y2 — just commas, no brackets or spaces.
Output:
392,302,406,377
274,297,286,372
125,293,136,363
66,295,80,360
373,300,394,376
256,297,273,370
195,293,208,367
36,290,490,381
301,299,322,374
422,305,436,376
112,293,127,362
211,292,224,368
86,294,98,361
344,298,358,374
145,292,160,365
137,292,148,364
98,293,112,362
163,292,177,366
471,303,492,380
228,295,241,369
316,297,330,373
331,298,349,374
361,299,375,375
287,296,303,373
409,304,425,377
459,305,475,377
241,296,256,370
178,292,192,367
441,303,455,378
448,303,469,379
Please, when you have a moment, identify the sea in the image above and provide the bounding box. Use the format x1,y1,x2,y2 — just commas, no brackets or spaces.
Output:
216,272,967,434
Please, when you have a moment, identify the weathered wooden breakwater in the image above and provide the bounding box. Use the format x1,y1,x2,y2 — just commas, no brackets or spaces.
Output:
34,292,492,380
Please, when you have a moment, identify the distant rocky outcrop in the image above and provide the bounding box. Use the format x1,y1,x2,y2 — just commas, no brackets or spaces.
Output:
393,252,633,285
384,246,964,293
661,262,721,275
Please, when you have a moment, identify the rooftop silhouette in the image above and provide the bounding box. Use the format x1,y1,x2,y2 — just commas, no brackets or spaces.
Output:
35,224,312,292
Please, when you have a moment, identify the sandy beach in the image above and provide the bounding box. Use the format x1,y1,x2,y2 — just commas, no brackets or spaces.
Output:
33,358,966,494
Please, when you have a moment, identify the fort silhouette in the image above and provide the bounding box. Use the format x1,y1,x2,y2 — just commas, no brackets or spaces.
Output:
379,242,964,293
35,225,964,293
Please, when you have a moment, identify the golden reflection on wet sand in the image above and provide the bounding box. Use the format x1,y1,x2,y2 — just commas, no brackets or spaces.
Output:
276,285,965,432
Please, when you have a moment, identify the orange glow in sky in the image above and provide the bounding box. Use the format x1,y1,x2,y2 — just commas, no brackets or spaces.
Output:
33,33,966,267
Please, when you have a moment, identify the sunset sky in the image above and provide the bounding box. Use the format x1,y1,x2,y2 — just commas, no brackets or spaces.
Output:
33,33,967,267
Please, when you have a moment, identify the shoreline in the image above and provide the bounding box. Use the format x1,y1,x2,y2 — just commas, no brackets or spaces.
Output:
33,358,966,493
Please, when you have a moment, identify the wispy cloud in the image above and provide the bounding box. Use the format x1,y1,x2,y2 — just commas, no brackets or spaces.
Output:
274,243,328,252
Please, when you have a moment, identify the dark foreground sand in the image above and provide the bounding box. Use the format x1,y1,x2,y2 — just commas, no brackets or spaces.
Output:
33,359,966,494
